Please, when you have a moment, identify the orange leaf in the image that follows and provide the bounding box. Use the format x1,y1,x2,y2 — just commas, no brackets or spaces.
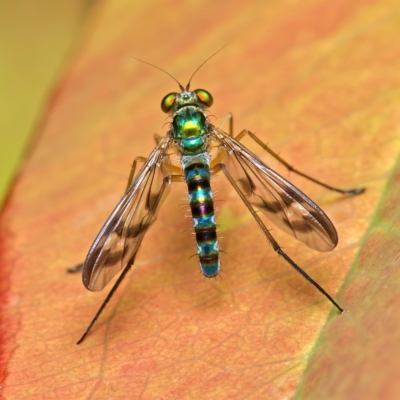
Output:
2,1,400,399
296,158,400,400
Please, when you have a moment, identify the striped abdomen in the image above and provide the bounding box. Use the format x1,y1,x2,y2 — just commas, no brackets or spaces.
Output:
184,158,220,277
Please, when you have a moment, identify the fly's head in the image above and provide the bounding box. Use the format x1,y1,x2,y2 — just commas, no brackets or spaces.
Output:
161,89,213,115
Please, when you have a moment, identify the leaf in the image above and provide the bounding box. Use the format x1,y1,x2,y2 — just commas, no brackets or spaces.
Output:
295,155,400,400
1,1,400,399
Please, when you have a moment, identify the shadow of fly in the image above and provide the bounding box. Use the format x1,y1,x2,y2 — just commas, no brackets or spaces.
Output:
69,49,365,344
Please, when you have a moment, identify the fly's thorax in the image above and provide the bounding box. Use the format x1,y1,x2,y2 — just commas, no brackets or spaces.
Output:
172,106,210,155
172,106,207,139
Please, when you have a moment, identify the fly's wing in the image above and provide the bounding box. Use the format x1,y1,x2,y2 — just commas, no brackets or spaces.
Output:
82,136,176,291
212,128,338,252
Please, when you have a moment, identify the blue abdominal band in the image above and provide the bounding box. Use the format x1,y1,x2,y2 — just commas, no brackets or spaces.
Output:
184,162,220,277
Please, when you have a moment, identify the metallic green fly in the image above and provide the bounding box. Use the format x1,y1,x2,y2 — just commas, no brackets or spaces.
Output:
70,53,364,344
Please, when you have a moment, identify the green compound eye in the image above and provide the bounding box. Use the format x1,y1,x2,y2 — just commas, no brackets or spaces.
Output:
161,92,177,113
194,89,213,107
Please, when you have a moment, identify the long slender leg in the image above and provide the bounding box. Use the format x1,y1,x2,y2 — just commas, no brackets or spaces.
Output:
234,128,364,196
67,264,84,273
126,134,165,191
210,113,235,169
67,156,148,274
127,151,182,194
219,112,234,136
154,133,163,144
76,174,185,344
68,150,181,274
210,148,229,169
214,163,344,312
126,156,147,192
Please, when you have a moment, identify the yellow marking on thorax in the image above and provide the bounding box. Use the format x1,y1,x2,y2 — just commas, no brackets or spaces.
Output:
182,121,201,137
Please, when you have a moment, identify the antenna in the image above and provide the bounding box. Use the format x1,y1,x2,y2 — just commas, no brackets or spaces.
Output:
186,44,228,90
132,44,228,92
131,56,185,91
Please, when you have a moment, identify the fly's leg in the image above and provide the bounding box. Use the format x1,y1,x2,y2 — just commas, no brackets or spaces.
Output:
76,174,186,344
218,112,364,195
126,134,166,192
234,128,364,196
126,156,148,192
67,156,147,274
127,135,182,192
154,133,163,144
208,112,234,167
213,163,344,312
69,137,177,274
67,264,84,273
219,112,234,136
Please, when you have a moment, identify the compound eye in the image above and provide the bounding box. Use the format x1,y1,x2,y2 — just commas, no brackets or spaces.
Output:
161,92,177,113
194,89,213,107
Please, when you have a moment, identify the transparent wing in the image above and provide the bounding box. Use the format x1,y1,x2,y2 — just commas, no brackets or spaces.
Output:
211,128,338,252
82,136,176,291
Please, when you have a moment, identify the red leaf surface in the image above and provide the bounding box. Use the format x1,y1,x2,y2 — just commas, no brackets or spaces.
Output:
2,1,400,399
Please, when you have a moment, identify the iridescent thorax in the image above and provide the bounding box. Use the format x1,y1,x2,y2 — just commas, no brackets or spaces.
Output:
173,107,208,155
161,89,213,156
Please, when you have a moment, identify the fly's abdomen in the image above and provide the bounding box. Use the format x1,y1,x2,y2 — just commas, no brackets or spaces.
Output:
184,160,220,278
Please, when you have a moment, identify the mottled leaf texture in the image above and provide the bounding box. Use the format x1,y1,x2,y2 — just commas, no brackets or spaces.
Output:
1,1,400,399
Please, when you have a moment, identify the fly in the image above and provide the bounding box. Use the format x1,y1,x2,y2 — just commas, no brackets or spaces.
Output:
69,51,365,344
